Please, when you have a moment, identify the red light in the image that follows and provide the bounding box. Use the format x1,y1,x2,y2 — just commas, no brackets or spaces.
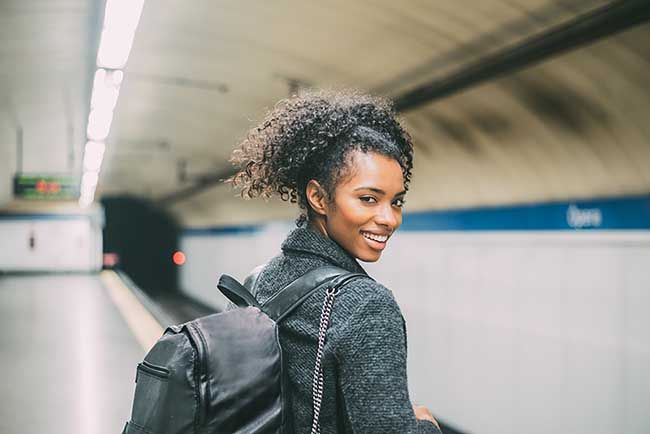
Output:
47,182,61,193
172,251,186,266
103,252,120,268
36,179,47,193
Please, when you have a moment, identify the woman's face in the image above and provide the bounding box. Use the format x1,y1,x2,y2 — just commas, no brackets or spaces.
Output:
315,150,406,262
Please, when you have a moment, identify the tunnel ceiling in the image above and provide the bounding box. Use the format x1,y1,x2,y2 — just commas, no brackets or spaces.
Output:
0,1,95,194
2,1,649,226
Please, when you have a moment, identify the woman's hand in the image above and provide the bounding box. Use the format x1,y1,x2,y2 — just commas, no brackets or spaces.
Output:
413,404,441,430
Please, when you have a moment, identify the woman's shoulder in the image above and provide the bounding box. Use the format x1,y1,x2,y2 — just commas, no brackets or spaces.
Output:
254,255,402,322
339,274,396,305
331,275,404,329
329,275,407,362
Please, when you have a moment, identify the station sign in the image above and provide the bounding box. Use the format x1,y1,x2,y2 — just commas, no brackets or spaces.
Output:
13,174,79,200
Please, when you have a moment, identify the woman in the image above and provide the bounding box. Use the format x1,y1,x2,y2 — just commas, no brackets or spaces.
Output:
229,90,441,434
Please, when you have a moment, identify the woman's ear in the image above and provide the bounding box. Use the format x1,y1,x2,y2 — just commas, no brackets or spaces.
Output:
305,180,328,216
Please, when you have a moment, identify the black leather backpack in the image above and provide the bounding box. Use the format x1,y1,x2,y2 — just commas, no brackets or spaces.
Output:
121,266,366,434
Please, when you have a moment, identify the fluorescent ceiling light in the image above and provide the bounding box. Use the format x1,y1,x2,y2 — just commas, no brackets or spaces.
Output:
83,141,106,172
87,108,114,141
103,0,145,31
97,29,136,69
79,171,99,208
81,171,99,191
90,69,122,111
96,0,145,69
79,191,95,208
84,0,145,205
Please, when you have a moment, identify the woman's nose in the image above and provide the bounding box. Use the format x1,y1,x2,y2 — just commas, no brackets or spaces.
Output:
374,204,399,229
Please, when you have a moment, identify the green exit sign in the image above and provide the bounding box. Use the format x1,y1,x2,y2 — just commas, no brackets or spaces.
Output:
13,174,80,200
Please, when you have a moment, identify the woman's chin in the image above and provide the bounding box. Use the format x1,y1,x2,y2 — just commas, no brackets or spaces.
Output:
357,251,382,263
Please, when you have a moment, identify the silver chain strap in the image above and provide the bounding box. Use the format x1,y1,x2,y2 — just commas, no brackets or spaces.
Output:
310,285,339,434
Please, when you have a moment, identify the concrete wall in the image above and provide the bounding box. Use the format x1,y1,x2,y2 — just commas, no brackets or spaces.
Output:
177,197,650,434
0,214,103,272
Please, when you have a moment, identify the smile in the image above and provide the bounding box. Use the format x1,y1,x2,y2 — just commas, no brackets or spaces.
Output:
361,231,389,243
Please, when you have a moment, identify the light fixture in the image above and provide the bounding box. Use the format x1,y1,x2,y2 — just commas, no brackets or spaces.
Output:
90,69,121,111
96,0,145,69
81,0,146,207
78,192,95,208
81,171,99,191
82,141,106,172
86,107,114,142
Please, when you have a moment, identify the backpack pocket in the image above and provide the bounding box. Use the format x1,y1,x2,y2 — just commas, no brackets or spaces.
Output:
122,420,157,434
129,361,171,432
138,361,170,380
124,329,203,434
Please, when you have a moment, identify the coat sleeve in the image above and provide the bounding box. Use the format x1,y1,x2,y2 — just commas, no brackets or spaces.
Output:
332,293,441,434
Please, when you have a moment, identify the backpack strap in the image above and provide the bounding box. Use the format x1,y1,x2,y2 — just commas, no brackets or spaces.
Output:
243,263,266,297
262,266,367,322
217,274,261,308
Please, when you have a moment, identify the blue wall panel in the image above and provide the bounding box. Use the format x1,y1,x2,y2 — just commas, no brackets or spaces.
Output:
180,195,650,235
401,194,650,231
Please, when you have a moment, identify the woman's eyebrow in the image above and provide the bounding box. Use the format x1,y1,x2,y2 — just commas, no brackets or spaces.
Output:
354,186,407,197
354,186,385,194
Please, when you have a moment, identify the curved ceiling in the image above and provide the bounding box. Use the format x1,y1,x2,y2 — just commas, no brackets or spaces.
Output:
402,24,650,211
1,1,648,227
0,0,96,203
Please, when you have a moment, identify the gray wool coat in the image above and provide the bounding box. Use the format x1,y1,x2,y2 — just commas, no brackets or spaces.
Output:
249,227,441,434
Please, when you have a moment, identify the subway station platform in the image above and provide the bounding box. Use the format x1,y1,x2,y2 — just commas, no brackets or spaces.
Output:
0,273,164,434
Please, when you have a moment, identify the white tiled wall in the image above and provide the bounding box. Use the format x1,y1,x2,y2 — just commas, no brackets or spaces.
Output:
179,228,650,434
0,217,103,272
179,222,293,309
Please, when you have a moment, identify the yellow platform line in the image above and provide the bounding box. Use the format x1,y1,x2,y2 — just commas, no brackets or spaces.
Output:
101,270,163,352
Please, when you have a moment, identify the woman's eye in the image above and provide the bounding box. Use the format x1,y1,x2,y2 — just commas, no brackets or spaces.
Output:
393,198,405,208
360,196,377,204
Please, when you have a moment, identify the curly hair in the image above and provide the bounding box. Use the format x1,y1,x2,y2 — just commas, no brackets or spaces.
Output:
228,89,414,226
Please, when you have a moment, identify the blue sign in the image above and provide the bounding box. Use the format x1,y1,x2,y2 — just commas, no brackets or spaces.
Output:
400,194,650,231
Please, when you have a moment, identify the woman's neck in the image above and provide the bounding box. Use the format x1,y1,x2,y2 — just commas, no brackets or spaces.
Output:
307,218,329,239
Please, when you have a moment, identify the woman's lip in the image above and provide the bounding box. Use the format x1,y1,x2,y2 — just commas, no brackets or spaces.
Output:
361,232,388,250
361,230,391,237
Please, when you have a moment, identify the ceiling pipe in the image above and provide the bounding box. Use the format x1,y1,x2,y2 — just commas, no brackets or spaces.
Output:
394,0,650,112
156,168,237,206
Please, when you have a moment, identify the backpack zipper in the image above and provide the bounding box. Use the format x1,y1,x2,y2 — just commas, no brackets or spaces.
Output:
138,360,170,380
